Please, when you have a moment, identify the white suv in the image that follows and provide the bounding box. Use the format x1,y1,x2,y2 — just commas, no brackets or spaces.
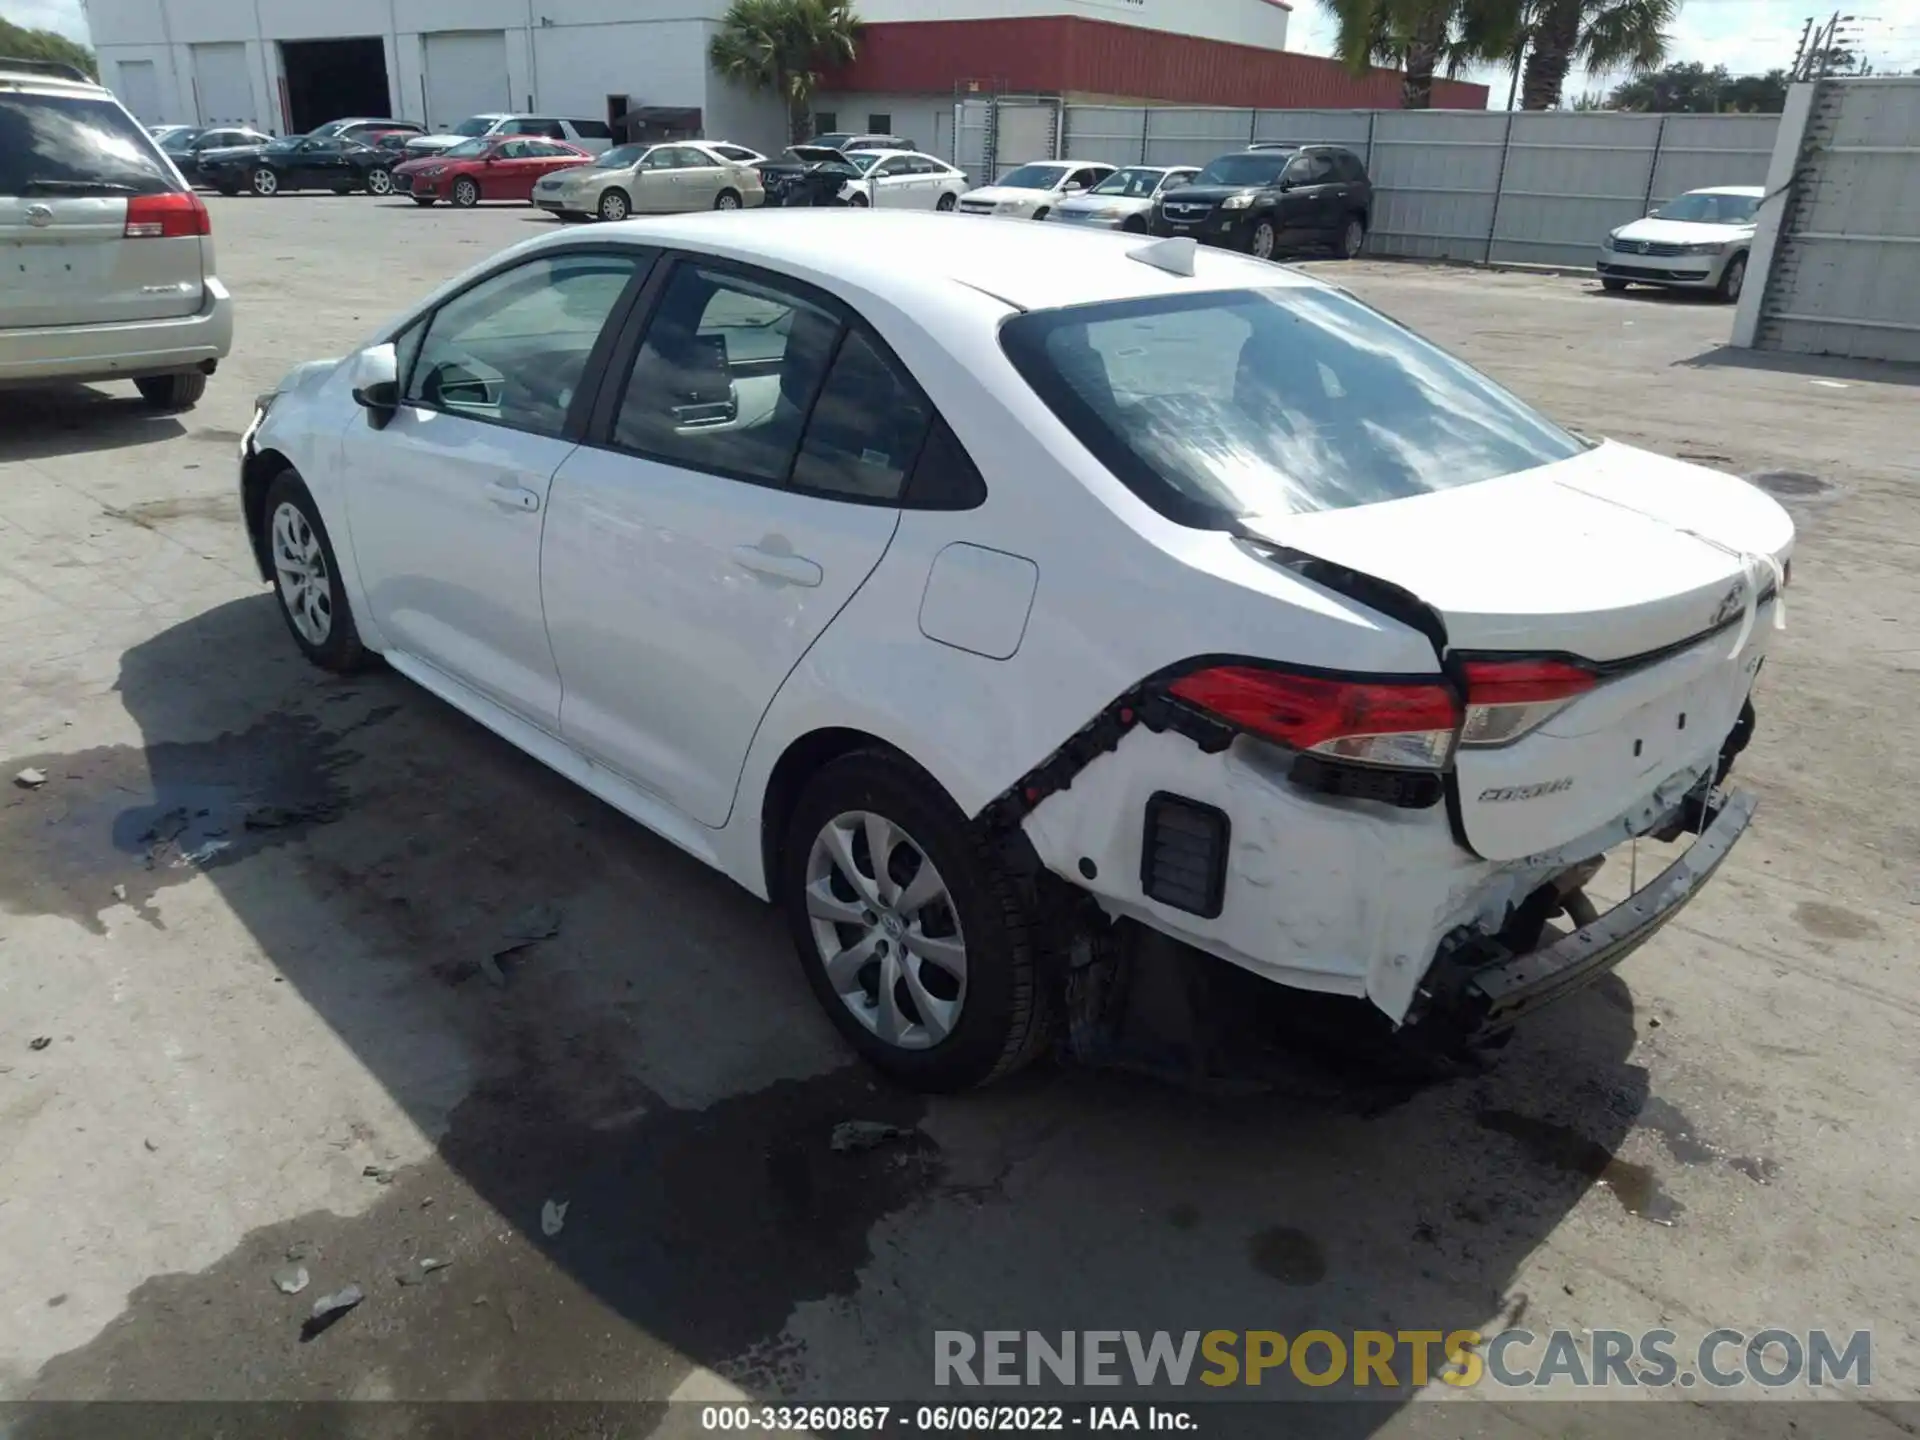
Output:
0,58,233,409
405,114,614,159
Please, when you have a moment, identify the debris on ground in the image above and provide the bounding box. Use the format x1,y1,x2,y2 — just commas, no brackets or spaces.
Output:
13,767,47,789
285,1241,313,1262
112,884,128,901
302,1284,364,1340
28,1037,51,1052
502,902,563,946
540,1198,569,1237
395,1257,452,1287
477,953,507,989
143,1139,157,1153
273,1264,310,1295
363,1164,394,1184
420,1257,450,1274
830,1120,911,1153
244,800,339,831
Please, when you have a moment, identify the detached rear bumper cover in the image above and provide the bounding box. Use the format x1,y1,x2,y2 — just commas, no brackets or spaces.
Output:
1434,788,1756,1036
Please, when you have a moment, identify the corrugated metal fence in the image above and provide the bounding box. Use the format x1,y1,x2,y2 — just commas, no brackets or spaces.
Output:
1053,103,1781,268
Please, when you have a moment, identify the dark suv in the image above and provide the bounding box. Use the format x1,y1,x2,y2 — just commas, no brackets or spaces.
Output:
1150,144,1372,261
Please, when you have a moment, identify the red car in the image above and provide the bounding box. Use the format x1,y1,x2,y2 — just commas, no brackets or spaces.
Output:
393,136,592,207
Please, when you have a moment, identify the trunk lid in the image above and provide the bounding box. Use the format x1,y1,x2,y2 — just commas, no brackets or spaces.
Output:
1247,443,1793,861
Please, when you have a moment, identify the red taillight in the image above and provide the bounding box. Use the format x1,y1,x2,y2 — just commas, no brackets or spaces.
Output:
125,191,211,239
1459,658,1596,747
1168,665,1460,771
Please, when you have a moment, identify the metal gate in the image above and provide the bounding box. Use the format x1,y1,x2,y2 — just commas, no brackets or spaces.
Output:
190,42,253,125
1737,77,1920,363
949,94,1061,183
421,30,510,134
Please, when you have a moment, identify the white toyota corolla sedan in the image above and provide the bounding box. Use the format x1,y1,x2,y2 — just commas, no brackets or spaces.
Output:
239,211,1792,1090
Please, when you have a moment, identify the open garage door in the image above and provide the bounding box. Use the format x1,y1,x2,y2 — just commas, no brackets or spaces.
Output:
281,38,390,135
191,42,253,125
422,31,510,133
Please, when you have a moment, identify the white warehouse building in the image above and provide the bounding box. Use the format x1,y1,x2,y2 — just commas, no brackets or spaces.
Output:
81,0,1313,157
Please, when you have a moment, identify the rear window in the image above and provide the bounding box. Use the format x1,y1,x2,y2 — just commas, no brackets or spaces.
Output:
571,119,612,139
0,90,178,196
1194,153,1290,187
1001,287,1586,528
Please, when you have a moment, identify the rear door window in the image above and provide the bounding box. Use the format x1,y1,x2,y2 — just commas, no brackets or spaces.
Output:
0,90,178,195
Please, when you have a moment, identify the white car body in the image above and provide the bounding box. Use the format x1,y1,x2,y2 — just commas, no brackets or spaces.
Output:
406,114,614,159
1597,185,1762,297
837,149,969,210
957,161,1118,220
1048,165,1201,231
240,212,1791,1088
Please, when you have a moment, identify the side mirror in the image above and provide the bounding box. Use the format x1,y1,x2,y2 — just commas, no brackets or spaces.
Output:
350,343,400,430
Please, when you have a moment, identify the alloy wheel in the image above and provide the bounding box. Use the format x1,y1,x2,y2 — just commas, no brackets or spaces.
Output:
805,810,968,1051
1724,257,1746,301
271,502,332,647
716,191,740,210
1342,218,1365,258
454,178,478,207
600,191,627,222
367,167,393,195
1251,221,1275,260
252,168,278,196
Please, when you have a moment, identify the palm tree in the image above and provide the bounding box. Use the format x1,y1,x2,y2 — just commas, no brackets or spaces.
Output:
709,0,862,144
1321,0,1523,109
1518,0,1675,110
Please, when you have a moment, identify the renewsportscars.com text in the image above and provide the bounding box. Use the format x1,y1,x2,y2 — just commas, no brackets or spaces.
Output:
934,1328,1871,1391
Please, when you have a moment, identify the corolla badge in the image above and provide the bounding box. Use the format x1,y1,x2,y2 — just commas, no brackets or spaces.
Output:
25,203,54,227
1710,580,1747,628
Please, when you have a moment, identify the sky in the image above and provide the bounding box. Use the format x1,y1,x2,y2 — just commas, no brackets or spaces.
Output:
10,0,1920,102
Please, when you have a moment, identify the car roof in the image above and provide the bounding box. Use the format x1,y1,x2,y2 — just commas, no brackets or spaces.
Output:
845,148,935,162
1688,185,1765,197
561,209,1320,313
0,62,108,94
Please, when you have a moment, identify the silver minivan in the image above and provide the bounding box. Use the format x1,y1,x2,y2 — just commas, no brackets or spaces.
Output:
0,58,233,409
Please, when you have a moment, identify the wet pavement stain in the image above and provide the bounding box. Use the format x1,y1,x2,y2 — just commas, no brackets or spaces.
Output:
1635,1095,1717,1166
1746,470,1838,502
1731,1155,1781,1185
1792,900,1882,942
0,708,391,934
1246,1226,1327,1285
1477,1109,1684,1226
100,494,238,528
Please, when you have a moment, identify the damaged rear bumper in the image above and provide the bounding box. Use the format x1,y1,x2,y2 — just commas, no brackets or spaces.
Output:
1417,788,1756,1039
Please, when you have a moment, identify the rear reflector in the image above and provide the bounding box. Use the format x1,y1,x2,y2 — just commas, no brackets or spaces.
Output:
1168,665,1459,771
1458,658,1596,747
1140,792,1229,918
125,191,211,239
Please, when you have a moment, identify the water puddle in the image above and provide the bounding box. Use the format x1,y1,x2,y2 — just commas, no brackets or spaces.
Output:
1477,1109,1684,1226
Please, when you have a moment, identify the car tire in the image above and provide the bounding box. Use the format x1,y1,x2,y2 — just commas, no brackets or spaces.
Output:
848,192,869,208
216,184,239,196
365,166,394,197
781,749,1051,1091
597,188,630,222
1601,276,1630,292
1717,252,1748,304
714,188,741,211
936,192,957,212
1031,206,1050,222
1121,215,1147,234
134,371,207,411
1249,218,1277,260
262,470,369,674
1339,213,1366,259
451,177,480,208
249,166,279,197
412,195,436,208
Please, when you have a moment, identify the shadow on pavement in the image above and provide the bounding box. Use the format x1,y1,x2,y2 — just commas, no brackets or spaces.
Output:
6,595,1667,1428
0,386,189,462
1678,343,1920,388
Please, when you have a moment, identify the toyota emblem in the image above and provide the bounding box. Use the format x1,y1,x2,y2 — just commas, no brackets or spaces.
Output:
25,203,54,227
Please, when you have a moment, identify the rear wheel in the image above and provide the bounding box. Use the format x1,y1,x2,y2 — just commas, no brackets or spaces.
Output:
1717,252,1748,303
781,751,1050,1091
365,166,394,197
451,176,480,208
714,188,741,210
263,470,369,674
597,188,629,222
1601,276,1629,292
1249,218,1277,260
134,372,206,411
249,166,278,197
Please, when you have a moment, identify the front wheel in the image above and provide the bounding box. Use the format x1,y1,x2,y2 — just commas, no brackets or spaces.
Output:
249,166,279,197
936,192,957,212
1248,218,1277,260
781,751,1050,1091
364,166,394,197
1717,252,1748,303
134,372,206,411
451,176,480,208
597,188,629,222
848,192,869,208
1338,214,1366,259
1031,206,1050,222
263,470,369,674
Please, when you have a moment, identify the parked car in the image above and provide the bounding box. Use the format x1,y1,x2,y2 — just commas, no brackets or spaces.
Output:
0,57,230,409
197,133,401,197
148,123,197,144
394,136,594,207
530,142,763,221
812,131,915,153
158,124,274,182
757,144,866,207
1151,144,1372,260
957,161,1118,221
839,150,970,210
310,117,424,147
705,142,766,166
404,113,615,160
1597,186,1762,302
1046,165,1201,232
239,210,1792,1089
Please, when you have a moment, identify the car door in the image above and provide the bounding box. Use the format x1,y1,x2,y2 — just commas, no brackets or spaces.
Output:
340,247,653,731
542,257,934,825
670,146,727,209
1275,153,1325,248
482,139,533,199
630,146,683,212
870,155,914,209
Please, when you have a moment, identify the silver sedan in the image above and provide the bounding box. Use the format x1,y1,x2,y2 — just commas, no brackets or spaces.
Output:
533,142,765,222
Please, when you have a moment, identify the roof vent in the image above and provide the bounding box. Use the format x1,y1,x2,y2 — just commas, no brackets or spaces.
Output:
1127,236,1197,278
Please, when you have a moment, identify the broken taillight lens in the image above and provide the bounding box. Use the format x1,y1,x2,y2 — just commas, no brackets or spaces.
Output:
1168,665,1461,771
124,191,211,239
1457,658,1597,747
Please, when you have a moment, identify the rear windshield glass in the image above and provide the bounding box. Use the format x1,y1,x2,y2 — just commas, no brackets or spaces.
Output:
0,91,178,196
1001,287,1587,527
1194,153,1291,187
